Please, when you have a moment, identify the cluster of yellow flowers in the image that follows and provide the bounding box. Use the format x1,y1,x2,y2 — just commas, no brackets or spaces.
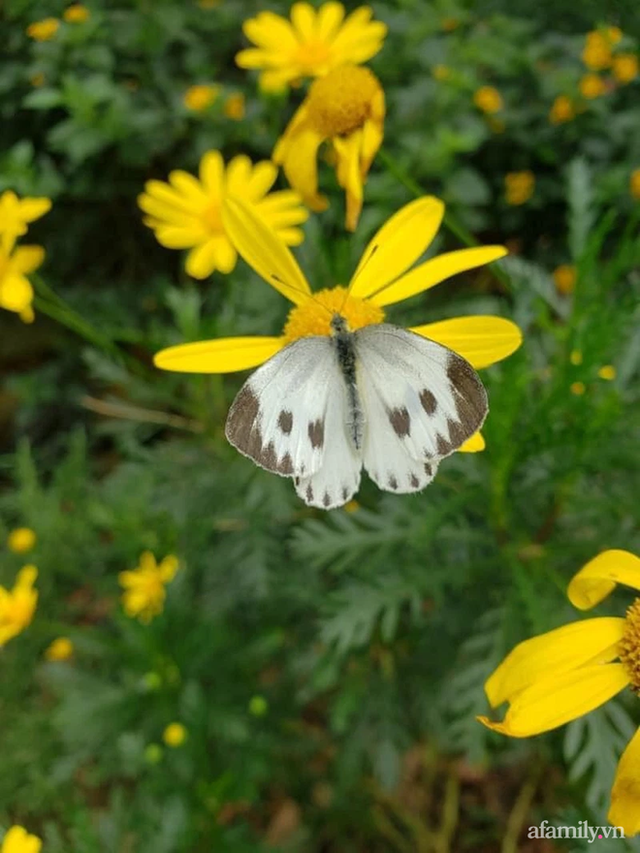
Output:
0,191,51,323
26,5,90,40
182,85,246,121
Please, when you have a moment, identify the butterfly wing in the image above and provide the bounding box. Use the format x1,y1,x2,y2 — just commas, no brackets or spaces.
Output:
354,324,488,493
225,336,361,507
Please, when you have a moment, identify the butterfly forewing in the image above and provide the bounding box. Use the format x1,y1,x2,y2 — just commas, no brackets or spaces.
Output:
354,325,487,493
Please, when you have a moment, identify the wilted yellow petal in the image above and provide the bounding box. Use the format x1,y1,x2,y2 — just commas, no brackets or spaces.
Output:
348,197,444,300
568,550,640,611
410,316,522,369
155,336,284,374
372,246,507,306
609,726,640,835
222,197,311,305
481,663,629,738
458,431,485,453
485,617,626,708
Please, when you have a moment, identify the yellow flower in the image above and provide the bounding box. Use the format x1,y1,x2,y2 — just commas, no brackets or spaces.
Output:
570,380,586,395
26,18,60,41
570,349,583,366
63,4,90,23
0,190,52,253
631,169,640,200
582,31,613,70
223,92,246,120
441,17,459,31
154,195,522,462
612,54,638,84
598,365,616,381
7,527,36,554
235,2,387,92
606,26,623,44
549,95,575,125
273,65,384,231
0,826,42,853
504,171,534,205
138,151,308,279
0,244,44,323
183,84,219,111
552,264,576,295
0,566,38,647
580,73,606,99
473,86,503,114
119,552,179,623
478,549,640,836
433,64,450,81
163,722,187,747
45,636,74,661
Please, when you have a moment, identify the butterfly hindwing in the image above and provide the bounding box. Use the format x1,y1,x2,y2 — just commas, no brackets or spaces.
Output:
354,324,487,493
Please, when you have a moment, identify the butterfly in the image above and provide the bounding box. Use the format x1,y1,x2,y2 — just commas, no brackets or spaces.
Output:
225,311,488,510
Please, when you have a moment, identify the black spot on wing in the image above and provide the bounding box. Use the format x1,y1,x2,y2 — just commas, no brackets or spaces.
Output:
308,419,325,448
420,389,438,415
389,406,411,437
278,410,293,434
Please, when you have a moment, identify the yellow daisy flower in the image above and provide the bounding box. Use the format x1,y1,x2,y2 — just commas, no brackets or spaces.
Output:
273,64,384,231
0,190,51,253
236,2,387,92
478,549,640,836
7,527,36,554
552,264,576,295
598,365,616,381
138,151,308,279
549,95,575,125
504,171,534,206
183,84,220,111
63,4,90,23
0,825,42,853
26,18,60,41
163,722,188,747
612,54,639,84
0,244,44,323
473,86,503,114
45,636,74,661
0,565,38,647
119,552,179,624
582,31,613,70
580,73,606,99
223,92,246,120
154,195,522,458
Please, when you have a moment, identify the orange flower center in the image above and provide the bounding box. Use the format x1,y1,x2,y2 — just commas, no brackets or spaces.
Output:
295,40,332,73
282,286,384,343
619,598,640,692
306,66,380,137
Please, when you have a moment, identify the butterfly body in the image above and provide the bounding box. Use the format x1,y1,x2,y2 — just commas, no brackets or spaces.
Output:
225,321,488,509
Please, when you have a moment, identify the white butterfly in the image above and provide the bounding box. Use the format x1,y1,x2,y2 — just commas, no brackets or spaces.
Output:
225,313,488,510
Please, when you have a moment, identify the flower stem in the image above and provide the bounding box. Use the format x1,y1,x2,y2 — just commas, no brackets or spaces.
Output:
378,146,511,290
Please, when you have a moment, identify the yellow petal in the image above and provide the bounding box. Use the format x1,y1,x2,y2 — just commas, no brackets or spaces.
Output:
348,197,445,300
222,197,311,305
410,316,523,369
291,2,317,42
273,110,327,212
485,617,626,707
153,225,200,249
17,197,52,222
609,726,640,835
333,131,363,232
185,239,219,279
199,150,224,196
568,550,640,611
0,274,34,313
458,431,485,452
11,245,45,275
481,663,629,738
154,336,284,374
371,246,507,306
243,12,298,51
316,2,345,41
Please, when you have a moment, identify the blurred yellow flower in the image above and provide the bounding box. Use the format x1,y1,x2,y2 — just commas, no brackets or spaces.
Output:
0,825,42,853
473,86,503,114
155,195,522,480
344,500,360,513
598,365,616,381
0,190,52,253
0,244,44,323
7,527,36,554
612,54,638,83
549,95,575,125
441,17,459,31
223,92,246,120
504,171,534,205
163,722,187,747
570,381,586,395
582,31,613,70
0,566,38,647
63,4,90,23
26,18,60,41
29,73,45,87
570,349,583,366
183,84,220,111
606,26,623,44
236,2,387,92
580,73,606,99
478,549,640,836
119,552,179,623
273,64,384,231
433,64,450,81
45,636,74,661
552,264,576,295
630,169,640,200
138,151,308,279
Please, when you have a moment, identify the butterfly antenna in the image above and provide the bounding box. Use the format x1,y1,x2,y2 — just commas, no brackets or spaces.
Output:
337,243,379,316
269,273,334,320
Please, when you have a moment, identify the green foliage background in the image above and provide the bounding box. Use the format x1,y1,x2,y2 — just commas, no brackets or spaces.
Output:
1,0,639,850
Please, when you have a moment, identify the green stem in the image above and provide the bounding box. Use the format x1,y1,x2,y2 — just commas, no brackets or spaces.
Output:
378,146,511,290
